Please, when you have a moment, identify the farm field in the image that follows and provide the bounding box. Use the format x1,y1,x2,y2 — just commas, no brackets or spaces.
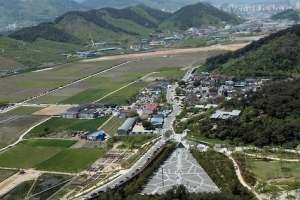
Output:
0,115,47,147
150,67,187,79
26,117,109,138
30,51,220,104
0,169,17,182
36,148,107,172
20,139,77,148
101,118,125,136
0,144,61,168
0,60,122,103
98,82,148,105
5,106,43,115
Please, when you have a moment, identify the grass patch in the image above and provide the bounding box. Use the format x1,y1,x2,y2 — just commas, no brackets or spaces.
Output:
69,117,109,131
114,135,157,148
186,134,229,145
36,148,106,172
151,67,186,79
20,139,77,148
0,144,61,168
1,180,34,200
26,117,108,137
248,159,300,181
5,106,42,115
101,118,125,136
121,71,149,78
0,169,17,182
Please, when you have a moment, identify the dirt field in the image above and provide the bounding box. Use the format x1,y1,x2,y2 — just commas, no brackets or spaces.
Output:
0,115,47,146
82,43,249,62
32,105,72,116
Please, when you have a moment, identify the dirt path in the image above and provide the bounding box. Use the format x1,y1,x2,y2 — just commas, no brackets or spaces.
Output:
227,155,263,200
82,43,249,62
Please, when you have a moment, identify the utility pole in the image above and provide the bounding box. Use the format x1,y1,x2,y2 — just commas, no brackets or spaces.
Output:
162,167,164,188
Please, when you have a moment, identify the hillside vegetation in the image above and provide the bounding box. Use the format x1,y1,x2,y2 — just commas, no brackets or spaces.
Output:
0,0,87,25
193,79,300,148
271,9,300,21
204,24,300,79
8,3,241,44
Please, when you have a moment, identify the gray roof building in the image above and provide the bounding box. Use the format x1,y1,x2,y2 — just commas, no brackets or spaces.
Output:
117,118,136,135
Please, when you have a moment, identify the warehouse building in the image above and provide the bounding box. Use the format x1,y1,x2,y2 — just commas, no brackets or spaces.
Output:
87,130,106,141
117,118,136,135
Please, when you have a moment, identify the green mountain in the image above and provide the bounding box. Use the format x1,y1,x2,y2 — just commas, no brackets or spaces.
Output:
161,3,241,30
8,3,241,44
271,9,300,21
204,24,300,79
82,0,200,11
0,0,87,26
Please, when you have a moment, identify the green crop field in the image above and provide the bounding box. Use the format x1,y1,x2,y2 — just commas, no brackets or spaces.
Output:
69,117,109,131
26,117,109,137
0,144,61,168
101,118,125,136
151,67,186,79
61,81,129,104
20,139,77,148
5,106,42,115
0,169,17,182
121,71,149,77
36,148,106,172
99,82,148,105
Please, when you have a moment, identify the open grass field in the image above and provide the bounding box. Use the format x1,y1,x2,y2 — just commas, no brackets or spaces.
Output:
5,106,43,115
99,82,148,105
20,139,77,148
101,118,125,136
248,159,300,181
0,144,61,168
36,148,106,172
0,115,47,147
26,117,109,138
0,169,17,182
150,67,187,79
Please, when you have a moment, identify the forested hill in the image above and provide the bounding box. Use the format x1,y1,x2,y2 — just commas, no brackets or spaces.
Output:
8,3,241,44
165,3,241,30
82,0,199,11
204,24,300,79
271,9,300,21
0,0,87,25
198,78,300,148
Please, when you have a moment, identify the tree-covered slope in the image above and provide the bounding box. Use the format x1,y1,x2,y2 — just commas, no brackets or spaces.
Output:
204,24,300,79
8,3,240,44
164,3,242,30
271,9,300,21
0,0,87,25
193,79,300,148
82,0,200,11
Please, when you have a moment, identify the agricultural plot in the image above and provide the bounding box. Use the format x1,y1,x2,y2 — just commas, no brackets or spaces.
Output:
0,144,61,168
0,115,47,147
0,169,17,182
0,60,121,103
101,118,125,136
26,117,109,138
20,139,77,148
36,148,107,172
98,82,148,105
5,106,43,115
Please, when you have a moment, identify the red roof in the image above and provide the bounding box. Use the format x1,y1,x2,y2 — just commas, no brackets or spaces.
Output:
144,103,159,110
120,109,136,113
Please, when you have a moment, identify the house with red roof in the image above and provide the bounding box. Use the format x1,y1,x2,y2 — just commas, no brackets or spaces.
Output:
142,103,159,115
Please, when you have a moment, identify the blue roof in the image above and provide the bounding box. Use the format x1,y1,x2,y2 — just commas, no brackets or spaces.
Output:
150,117,163,124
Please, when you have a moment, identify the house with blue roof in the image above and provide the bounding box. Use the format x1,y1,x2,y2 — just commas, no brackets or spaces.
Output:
150,117,164,128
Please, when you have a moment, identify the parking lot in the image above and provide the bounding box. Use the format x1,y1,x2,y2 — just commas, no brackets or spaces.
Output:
141,146,219,194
